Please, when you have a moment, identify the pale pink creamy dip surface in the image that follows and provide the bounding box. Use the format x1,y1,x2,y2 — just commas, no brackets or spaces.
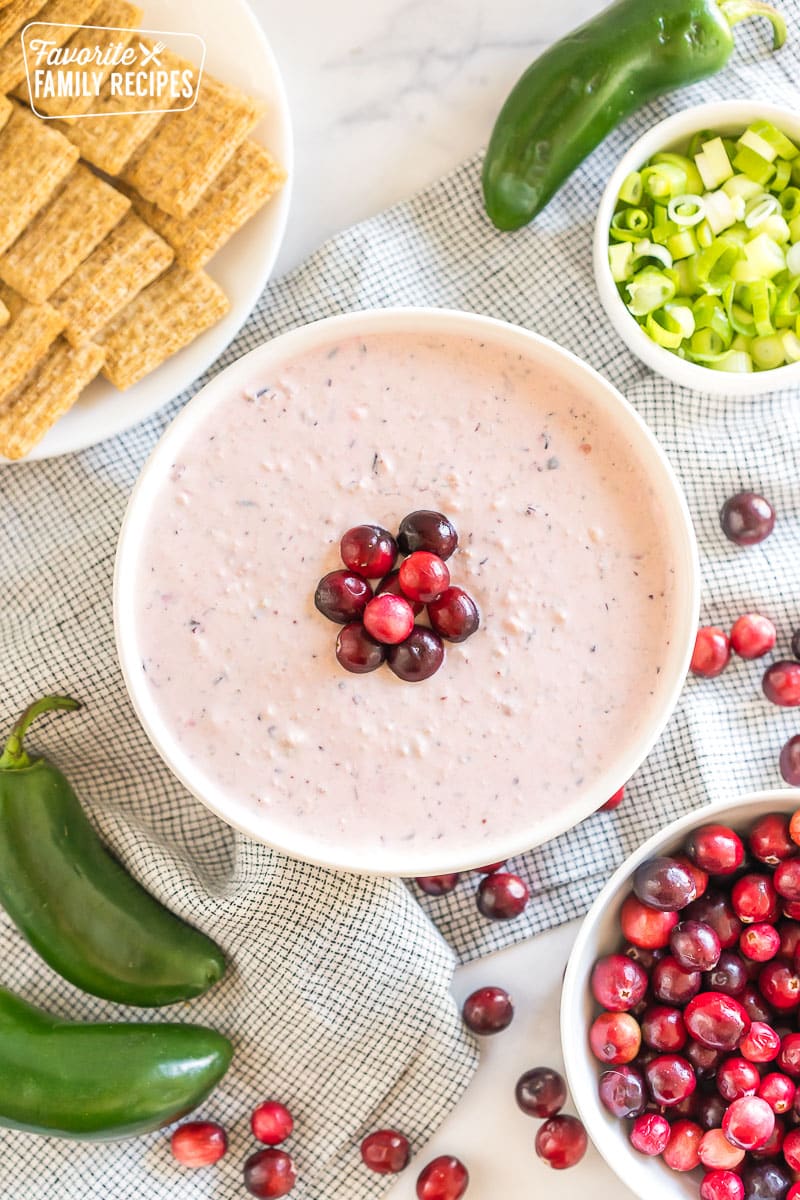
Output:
133,331,675,859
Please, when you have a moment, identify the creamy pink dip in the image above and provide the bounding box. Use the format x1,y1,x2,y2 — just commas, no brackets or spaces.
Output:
132,330,675,861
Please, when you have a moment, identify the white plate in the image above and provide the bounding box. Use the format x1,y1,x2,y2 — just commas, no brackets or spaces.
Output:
6,0,293,463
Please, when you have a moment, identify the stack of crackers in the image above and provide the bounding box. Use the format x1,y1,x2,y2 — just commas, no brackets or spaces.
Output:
0,0,286,459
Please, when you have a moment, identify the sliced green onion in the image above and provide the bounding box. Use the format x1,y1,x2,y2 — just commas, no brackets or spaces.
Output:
748,279,776,336
642,163,688,201
704,189,739,234
667,194,705,227
749,119,800,161
723,174,765,202
625,267,676,316
751,334,786,370
610,210,649,243
618,171,643,205
774,275,800,325
787,243,800,276
742,232,786,278
696,137,734,190
770,159,793,193
609,242,635,282
781,329,800,361
667,229,699,261
733,144,776,187
745,193,780,228
711,349,753,373
631,240,673,270
738,127,779,163
652,152,704,196
780,188,800,222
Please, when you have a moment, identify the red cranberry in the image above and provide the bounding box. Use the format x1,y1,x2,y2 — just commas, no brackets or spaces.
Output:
731,614,777,659
733,875,779,924
663,1119,703,1171
689,1041,724,1081
375,570,423,614
397,511,458,560
170,1120,228,1167
779,920,800,959
653,956,702,1006
764,662,800,708
630,1111,671,1156
717,1056,761,1100
462,986,513,1035
398,553,450,603
642,1005,687,1052
416,874,460,896
314,570,371,623
597,1065,646,1117
415,1155,469,1200
788,1185,800,1200
387,626,444,682
784,1128,800,1171
760,961,800,1010
427,587,479,643
684,991,751,1050
591,954,648,1011
534,1115,588,1170
699,1128,746,1170
777,1032,800,1077
600,786,625,812
243,1149,296,1198
361,1130,410,1174
782,898,800,919
741,1021,781,1063
515,1067,567,1118
675,854,710,898
723,1096,775,1151
759,1072,796,1114
700,1171,745,1200
336,622,386,673
720,491,776,545
476,861,506,874
476,872,529,920
363,594,415,644
340,524,397,578
740,1161,792,1199
705,950,749,997
776,860,800,903
671,920,722,972
686,825,745,876
691,628,731,677
589,1012,641,1064
686,892,743,949
251,1102,294,1146
644,1053,696,1106
620,894,679,949
750,814,797,866
741,983,775,1022
633,857,698,911
741,924,782,963
781,739,800,787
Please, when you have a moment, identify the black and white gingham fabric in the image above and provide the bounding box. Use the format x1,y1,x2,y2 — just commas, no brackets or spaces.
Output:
1,8,799,1197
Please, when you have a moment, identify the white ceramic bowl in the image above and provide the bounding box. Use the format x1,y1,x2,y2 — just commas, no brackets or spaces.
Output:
562,789,800,1200
114,307,700,876
594,101,800,397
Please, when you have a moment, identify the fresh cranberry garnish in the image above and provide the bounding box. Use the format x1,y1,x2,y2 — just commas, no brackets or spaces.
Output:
375,570,423,615
398,552,450,603
720,491,776,545
652,956,701,1006
741,923,781,962
775,859,800,902
476,872,529,920
699,1128,746,1170
717,1056,760,1100
461,986,513,1035
663,1119,703,1171
589,1011,642,1064
684,991,750,1050
515,1066,567,1118
335,622,386,673
597,1065,646,1118
758,1072,796,1113
705,950,748,996
749,814,797,865
671,920,721,972
415,1155,469,1199
387,626,444,682
722,1095,775,1151
340,524,397,579
170,1120,228,1167
620,894,679,949
733,874,779,924
644,1054,696,1106
427,587,479,643
781,738,800,786
633,856,698,911
731,614,777,659
360,1130,410,1174
691,628,731,677
416,874,460,896
534,1115,588,1170
600,786,625,812
740,1021,781,1063
397,511,458,560
629,1111,670,1156
251,1101,294,1146
641,1004,687,1052
685,824,745,876
363,594,415,644
763,662,800,708
700,1170,745,1200
243,1148,297,1198
590,954,648,1011
314,570,371,623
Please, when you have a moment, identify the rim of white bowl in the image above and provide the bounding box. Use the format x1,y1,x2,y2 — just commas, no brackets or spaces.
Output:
114,306,700,877
561,788,800,1200
594,100,800,397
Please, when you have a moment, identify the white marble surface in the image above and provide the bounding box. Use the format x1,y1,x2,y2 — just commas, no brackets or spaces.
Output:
243,1,638,1196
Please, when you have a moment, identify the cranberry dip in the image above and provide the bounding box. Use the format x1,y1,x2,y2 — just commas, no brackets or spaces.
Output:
118,312,695,874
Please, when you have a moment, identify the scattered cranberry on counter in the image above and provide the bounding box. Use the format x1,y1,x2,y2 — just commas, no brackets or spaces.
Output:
780,736,800,787
763,661,800,708
535,1115,588,1170
461,986,514,1035
314,570,371,624
243,1148,297,1198
375,570,424,614
398,552,450,604
360,1129,410,1175
600,786,625,812
170,1120,228,1167
515,1067,567,1118
335,622,386,674
387,626,445,682
415,874,460,896
415,1154,469,1199
427,588,480,643
363,594,415,645
476,872,529,920
720,491,776,546
398,511,458,560
690,627,731,678
730,614,777,660
251,1101,294,1146
340,524,398,579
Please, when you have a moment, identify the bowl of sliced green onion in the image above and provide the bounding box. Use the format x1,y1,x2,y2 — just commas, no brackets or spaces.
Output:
595,101,800,394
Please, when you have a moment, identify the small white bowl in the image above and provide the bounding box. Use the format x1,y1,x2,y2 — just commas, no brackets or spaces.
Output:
561,790,800,1200
594,101,800,397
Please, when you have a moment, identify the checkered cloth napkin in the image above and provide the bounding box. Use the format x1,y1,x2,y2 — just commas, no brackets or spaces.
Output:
1,8,798,1197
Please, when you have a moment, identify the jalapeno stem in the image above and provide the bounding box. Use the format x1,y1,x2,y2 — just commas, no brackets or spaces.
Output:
0,695,81,770
719,0,787,50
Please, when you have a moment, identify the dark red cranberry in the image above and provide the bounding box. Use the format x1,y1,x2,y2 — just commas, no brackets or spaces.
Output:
778,860,800,903
630,1111,670,1156
781,739,800,787
641,1005,687,1052
652,956,702,1006
705,950,749,997
462,986,513,1035
671,920,722,972
387,626,444,682
476,872,529,920
733,875,779,924
624,944,661,970
717,1056,761,1100
779,920,800,960
691,628,731,677
591,954,648,1011
675,854,710,898
701,1171,745,1200
314,570,371,623
515,1067,567,1118
740,1160,792,1199
696,1089,727,1129
598,1065,646,1117
687,1037,721,1075
476,861,506,874
398,552,450,604
340,524,397,579
778,1032,800,1077
663,1119,703,1171
644,1054,696,1106
759,1072,796,1114
750,815,797,866
686,825,745,876
633,856,698,911
620,894,679,949
397,511,458,560
741,924,782,963
243,1148,296,1198
590,1012,641,1064
686,892,743,949
363,594,415,644
723,1096,776,1151
170,1120,228,1166
764,662,800,708
684,991,751,1050
761,961,800,1012
534,1115,588,1170
336,622,386,673
427,587,479,643
376,570,423,614
783,1127,800,1170
361,1130,410,1174
251,1102,294,1146
416,874,460,896
600,786,625,812
731,614,777,659
742,983,776,1023
741,1021,781,1063
415,1155,469,1199
720,492,776,545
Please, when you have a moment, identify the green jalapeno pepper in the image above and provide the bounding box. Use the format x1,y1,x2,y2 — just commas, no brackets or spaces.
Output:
483,0,787,231
0,695,226,1006
0,985,232,1139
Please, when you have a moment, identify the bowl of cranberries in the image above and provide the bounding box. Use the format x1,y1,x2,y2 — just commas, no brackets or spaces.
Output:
562,791,800,1200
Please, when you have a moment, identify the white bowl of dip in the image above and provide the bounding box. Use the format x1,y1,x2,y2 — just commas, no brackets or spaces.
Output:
561,790,799,1200
114,308,699,876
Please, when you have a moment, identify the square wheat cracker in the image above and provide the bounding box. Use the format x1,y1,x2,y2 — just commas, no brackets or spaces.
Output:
0,337,104,458
0,0,101,94
0,0,41,50
0,282,65,402
51,211,173,345
120,74,264,218
97,265,229,389
0,163,130,302
126,140,286,271
0,103,78,254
